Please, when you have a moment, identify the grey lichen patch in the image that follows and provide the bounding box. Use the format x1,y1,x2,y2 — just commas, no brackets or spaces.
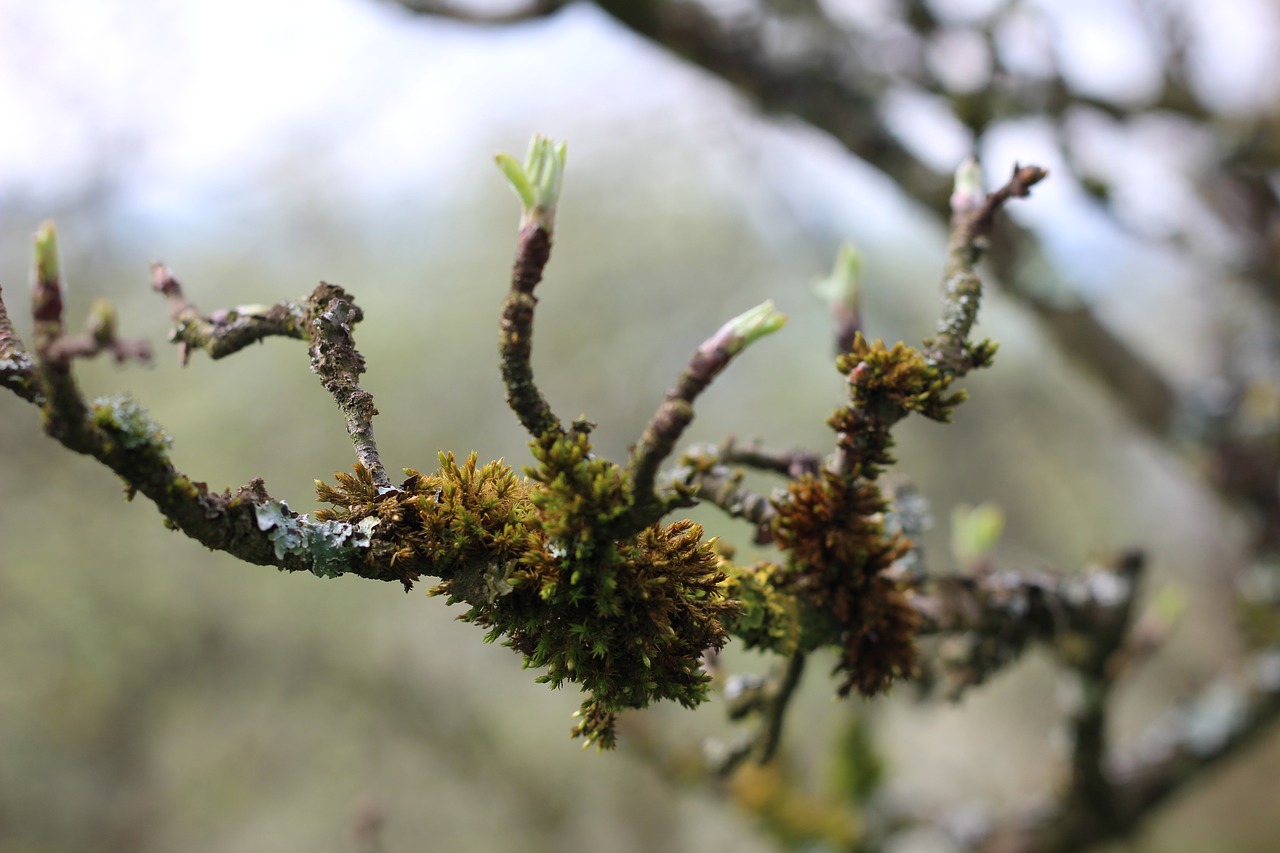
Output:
91,394,172,452
254,499,375,578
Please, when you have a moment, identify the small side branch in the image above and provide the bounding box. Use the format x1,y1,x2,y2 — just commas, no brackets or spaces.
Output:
496,136,568,439
306,284,389,488
717,438,824,478
926,161,1048,377
668,438,821,543
913,552,1144,695
153,263,308,364
1055,552,1144,842
499,224,562,438
629,302,786,519
154,264,390,488
714,651,808,774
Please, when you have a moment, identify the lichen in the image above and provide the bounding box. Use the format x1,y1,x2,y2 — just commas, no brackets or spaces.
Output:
91,394,172,453
253,499,373,579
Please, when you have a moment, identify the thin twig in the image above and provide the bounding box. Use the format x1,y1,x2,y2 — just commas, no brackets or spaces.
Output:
715,651,809,774
628,304,786,521
152,263,308,365
305,284,390,488
499,224,562,439
925,162,1047,377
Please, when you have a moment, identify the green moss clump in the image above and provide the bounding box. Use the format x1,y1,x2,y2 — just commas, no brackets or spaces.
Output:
829,334,968,479
316,435,737,748
721,560,800,655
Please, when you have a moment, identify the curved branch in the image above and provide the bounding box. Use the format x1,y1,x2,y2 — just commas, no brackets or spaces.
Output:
153,263,309,363
393,0,568,24
155,266,391,487
499,223,563,439
628,302,785,519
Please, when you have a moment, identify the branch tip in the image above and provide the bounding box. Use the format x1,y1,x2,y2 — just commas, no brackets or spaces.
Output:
496,133,567,233
708,300,787,359
32,220,63,325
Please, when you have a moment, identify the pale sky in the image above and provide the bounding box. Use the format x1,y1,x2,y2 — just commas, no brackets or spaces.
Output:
1,0,1276,272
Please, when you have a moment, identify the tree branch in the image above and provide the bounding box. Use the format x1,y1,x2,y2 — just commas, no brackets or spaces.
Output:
628,301,785,520
152,263,308,364
913,552,1144,697
392,0,568,24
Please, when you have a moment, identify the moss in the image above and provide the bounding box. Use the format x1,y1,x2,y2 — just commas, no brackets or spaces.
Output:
759,335,957,696
316,440,737,748
773,472,919,696
721,560,800,655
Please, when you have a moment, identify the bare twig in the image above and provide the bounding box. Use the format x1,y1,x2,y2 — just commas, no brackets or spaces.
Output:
717,438,824,478
714,651,808,774
152,263,308,365
499,223,563,439
153,265,390,487
667,439,820,544
305,283,390,487
628,303,785,520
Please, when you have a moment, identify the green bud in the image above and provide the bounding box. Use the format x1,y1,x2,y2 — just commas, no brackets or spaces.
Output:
814,243,862,313
950,501,1004,566
725,300,787,354
496,134,567,232
950,157,985,217
34,220,60,285
88,299,117,345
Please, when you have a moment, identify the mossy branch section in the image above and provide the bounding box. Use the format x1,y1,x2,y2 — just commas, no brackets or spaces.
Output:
703,334,980,703
693,164,1049,707
316,444,737,749
2,151,1049,756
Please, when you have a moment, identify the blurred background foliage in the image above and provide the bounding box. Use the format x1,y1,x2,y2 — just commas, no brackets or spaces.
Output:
0,0,1276,850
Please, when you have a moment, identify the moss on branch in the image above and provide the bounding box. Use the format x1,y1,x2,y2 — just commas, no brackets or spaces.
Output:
1,139,1050,757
